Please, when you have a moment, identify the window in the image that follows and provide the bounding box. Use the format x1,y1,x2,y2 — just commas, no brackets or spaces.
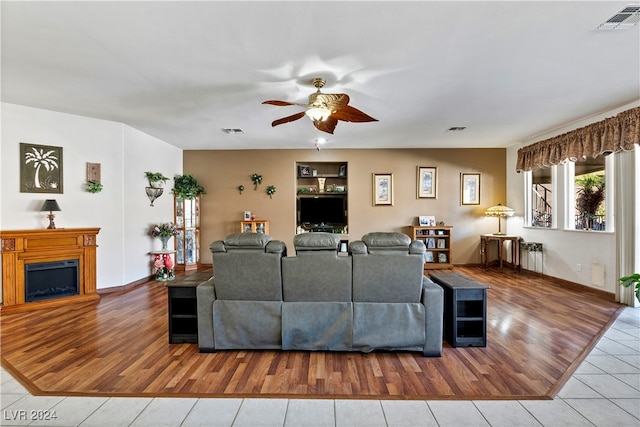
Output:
569,155,613,231
525,166,555,228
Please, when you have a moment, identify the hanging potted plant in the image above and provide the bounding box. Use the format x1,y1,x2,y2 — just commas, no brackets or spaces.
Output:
145,172,169,188
85,180,103,193
172,174,206,200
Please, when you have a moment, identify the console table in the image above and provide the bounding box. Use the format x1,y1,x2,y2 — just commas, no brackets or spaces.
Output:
166,271,212,344
430,272,489,348
480,234,521,272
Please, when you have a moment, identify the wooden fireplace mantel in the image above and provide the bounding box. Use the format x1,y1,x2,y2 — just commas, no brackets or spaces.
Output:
0,228,100,314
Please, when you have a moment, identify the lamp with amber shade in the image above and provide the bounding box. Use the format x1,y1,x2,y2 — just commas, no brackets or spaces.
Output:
485,203,514,235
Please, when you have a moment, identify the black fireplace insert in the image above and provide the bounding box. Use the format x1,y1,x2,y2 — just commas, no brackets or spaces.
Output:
25,259,79,302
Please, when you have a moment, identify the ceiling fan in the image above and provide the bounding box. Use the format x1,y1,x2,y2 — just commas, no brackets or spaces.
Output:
262,78,377,134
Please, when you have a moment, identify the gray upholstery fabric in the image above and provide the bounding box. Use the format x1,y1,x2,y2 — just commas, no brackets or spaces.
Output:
282,253,352,301
213,300,282,349
422,277,444,356
293,232,340,252
282,302,352,351
361,232,411,254
196,278,216,351
353,302,425,352
211,236,285,301
352,254,423,302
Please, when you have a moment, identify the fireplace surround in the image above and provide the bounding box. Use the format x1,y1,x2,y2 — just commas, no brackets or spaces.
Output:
1,228,100,313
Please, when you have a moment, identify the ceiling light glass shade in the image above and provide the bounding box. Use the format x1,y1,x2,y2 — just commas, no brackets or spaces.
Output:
485,203,514,235
305,107,331,122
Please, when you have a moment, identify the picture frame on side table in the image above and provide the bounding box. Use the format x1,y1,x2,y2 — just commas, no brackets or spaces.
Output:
20,143,64,193
338,163,347,177
425,251,434,263
461,172,481,205
243,210,251,220
417,166,437,199
418,215,436,226
373,173,393,206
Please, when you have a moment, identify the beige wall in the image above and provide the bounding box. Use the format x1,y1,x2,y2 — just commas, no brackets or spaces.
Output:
185,148,506,265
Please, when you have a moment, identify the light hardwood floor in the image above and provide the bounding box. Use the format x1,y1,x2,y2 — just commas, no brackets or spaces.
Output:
0,266,623,400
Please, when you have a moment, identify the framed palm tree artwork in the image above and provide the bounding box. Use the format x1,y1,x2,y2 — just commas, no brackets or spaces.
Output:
20,143,63,193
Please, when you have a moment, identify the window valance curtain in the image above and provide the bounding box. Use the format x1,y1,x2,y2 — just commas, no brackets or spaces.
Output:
516,106,640,172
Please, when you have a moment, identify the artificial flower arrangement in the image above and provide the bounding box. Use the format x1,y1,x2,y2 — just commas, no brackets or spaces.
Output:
150,222,179,238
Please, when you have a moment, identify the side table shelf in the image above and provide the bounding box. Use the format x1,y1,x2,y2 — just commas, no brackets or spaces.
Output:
429,272,489,348
409,225,453,270
166,272,213,344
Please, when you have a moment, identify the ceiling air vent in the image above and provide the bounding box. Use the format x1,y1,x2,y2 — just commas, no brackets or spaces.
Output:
595,5,640,30
221,128,244,134
447,126,467,131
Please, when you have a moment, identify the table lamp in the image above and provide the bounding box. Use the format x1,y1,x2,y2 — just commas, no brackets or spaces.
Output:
40,199,61,229
485,203,514,235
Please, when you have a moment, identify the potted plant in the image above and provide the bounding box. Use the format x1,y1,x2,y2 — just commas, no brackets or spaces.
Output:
172,174,206,200
145,172,169,188
575,174,605,229
85,180,103,193
620,273,640,301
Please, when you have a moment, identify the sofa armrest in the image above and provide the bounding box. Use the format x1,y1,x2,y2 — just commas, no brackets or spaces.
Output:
421,276,444,356
196,278,216,352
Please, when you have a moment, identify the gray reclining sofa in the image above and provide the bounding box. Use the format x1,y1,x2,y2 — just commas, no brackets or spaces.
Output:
197,231,444,356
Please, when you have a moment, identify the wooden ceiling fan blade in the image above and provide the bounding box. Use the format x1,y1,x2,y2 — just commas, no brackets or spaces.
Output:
313,116,338,134
332,105,378,123
271,111,306,127
262,100,307,107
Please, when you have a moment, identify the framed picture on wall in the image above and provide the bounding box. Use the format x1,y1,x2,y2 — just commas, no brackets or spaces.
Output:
20,143,63,193
298,164,311,177
461,173,481,205
417,166,437,199
373,173,393,206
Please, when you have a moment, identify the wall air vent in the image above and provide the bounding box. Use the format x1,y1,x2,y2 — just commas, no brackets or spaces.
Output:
595,5,640,30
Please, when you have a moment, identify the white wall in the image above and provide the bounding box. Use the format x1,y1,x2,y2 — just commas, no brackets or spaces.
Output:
1,103,182,293
506,101,639,293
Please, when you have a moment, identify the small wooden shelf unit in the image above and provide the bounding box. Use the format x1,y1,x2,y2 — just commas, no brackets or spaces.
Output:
409,225,453,270
240,220,269,234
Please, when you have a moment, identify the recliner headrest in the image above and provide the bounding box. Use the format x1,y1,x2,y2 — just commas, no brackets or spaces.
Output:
223,233,272,251
293,232,340,252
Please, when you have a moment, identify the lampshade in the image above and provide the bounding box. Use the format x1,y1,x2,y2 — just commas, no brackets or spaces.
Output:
40,199,61,212
485,203,514,235
305,107,331,122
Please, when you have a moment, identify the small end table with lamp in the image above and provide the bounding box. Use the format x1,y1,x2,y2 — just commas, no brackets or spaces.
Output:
481,203,521,271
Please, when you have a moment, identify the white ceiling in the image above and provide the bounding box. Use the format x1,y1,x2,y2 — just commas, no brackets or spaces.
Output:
2,1,639,151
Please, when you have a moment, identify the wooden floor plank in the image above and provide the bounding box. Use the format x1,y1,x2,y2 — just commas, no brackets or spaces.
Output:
0,266,623,399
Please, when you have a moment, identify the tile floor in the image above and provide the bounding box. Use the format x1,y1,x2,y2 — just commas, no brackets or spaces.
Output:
1,307,638,427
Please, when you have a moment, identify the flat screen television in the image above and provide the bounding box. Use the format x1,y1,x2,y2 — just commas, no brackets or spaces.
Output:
299,197,346,225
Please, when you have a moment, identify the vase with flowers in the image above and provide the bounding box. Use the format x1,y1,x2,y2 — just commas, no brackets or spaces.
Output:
150,222,179,250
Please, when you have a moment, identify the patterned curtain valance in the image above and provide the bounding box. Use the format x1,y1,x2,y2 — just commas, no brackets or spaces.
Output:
516,106,640,172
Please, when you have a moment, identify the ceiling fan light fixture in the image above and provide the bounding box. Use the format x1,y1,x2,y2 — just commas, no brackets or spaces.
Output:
305,107,331,122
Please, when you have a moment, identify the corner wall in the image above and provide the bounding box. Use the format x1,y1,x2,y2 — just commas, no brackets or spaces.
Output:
0,103,183,292
506,101,640,294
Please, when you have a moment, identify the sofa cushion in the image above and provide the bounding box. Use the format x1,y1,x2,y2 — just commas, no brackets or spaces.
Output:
361,232,411,254
223,233,272,251
293,232,340,252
